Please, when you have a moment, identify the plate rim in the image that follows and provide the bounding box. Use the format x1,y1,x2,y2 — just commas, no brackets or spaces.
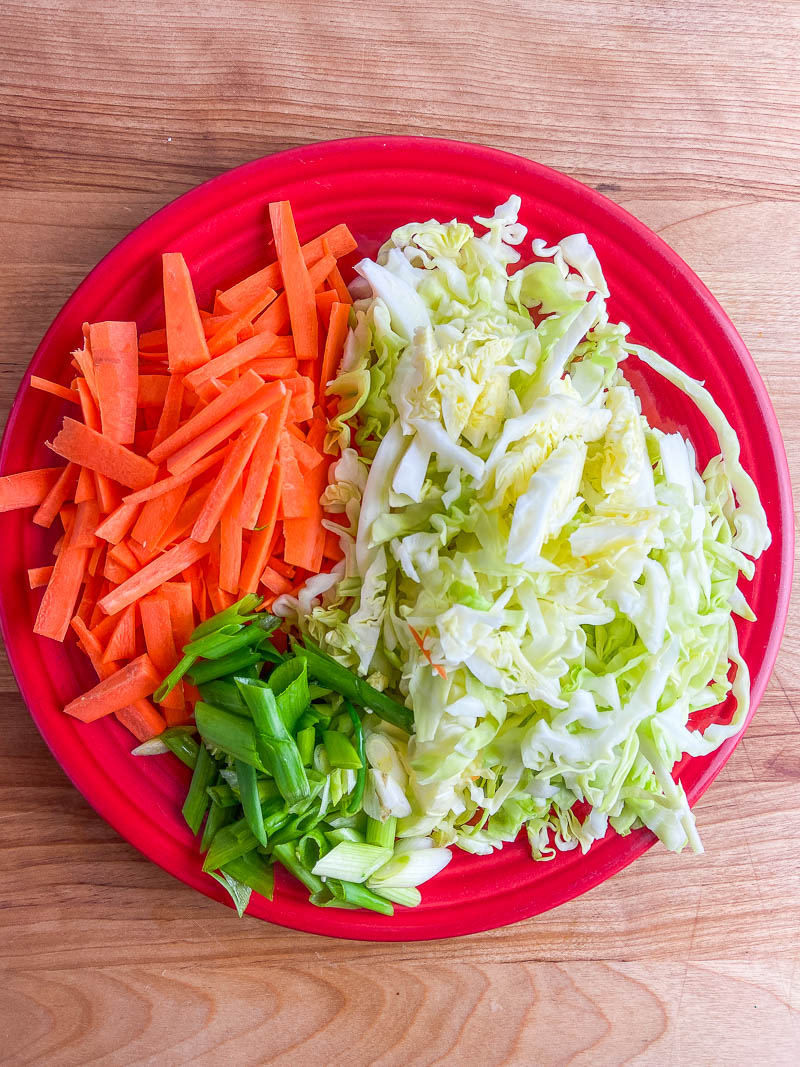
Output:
0,134,793,941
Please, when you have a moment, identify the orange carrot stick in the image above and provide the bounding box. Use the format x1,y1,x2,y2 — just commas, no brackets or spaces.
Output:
107,540,141,573
131,480,190,549
239,390,290,529
161,581,195,650
95,500,140,544
315,289,338,327
29,376,80,405
97,539,211,616
115,701,167,741
283,455,328,572
216,223,357,313
0,468,61,512
28,565,54,589
148,369,265,465
260,565,293,596
34,538,90,642
269,201,318,361
139,594,184,715
219,480,244,594
163,252,211,373
63,653,161,722
102,603,138,663
89,321,138,444
71,498,101,549
184,330,280,391
165,380,284,476
252,292,290,337
206,289,277,358
239,465,283,594
74,466,96,504
33,462,79,528
278,434,312,518
191,413,265,543
245,356,298,380
283,375,315,422
49,418,157,491
323,237,353,305
160,483,212,546
319,300,350,404
136,374,170,408
122,447,225,507
151,372,184,451
138,327,168,352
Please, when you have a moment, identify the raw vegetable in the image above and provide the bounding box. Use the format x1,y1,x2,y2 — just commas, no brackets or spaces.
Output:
282,197,770,865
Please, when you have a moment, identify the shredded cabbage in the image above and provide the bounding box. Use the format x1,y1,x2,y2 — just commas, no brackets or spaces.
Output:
277,197,770,866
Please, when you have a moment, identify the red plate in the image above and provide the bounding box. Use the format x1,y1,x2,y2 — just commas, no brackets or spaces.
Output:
0,137,792,940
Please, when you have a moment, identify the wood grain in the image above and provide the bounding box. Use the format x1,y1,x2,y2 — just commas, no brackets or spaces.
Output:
1,1,799,1063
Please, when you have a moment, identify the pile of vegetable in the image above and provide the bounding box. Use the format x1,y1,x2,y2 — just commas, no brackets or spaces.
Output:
1,201,354,742
282,196,770,861
140,593,447,916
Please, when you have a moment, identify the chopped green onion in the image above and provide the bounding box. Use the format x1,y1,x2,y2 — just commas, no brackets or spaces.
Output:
201,800,232,852
328,879,394,915
326,827,366,845
153,653,196,703
294,641,413,733
188,650,264,686
366,815,396,850
160,727,201,770
181,744,216,834
190,594,264,640
343,701,366,816
222,852,274,900
184,619,270,661
267,657,310,733
236,680,310,805
262,809,291,839
131,736,171,756
322,730,363,770
202,817,259,872
297,726,316,767
370,885,421,908
311,842,393,883
308,683,333,701
272,842,325,895
195,702,265,770
206,782,238,808
208,869,252,917
234,759,267,847
297,828,330,870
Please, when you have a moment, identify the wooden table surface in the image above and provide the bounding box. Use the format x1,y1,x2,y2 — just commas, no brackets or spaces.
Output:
2,2,798,1063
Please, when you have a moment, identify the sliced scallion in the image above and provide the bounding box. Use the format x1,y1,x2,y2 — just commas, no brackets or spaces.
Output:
311,842,392,883
194,702,265,770
236,679,309,805
365,815,396,850
181,744,216,834
271,842,324,895
188,649,264,686
234,759,267,847
322,730,363,770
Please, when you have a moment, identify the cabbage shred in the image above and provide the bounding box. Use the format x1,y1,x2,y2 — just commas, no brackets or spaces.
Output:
276,198,770,863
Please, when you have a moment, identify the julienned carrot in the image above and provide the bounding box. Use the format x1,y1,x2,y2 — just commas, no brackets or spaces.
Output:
0,468,61,513
239,464,283,594
215,223,357,313
71,336,98,400
71,618,166,740
122,447,225,508
34,538,90,642
33,462,79,528
219,480,243,594
105,555,133,584
89,321,138,444
283,449,329,572
73,378,120,512
63,653,161,722
137,375,170,408
278,434,313,519
29,376,80,405
315,289,338,327
76,569,103,623
163,252,211,374
102,603,138,663
161,483,212,546
88,544,105,577
28,565,54,589
132,480,190,549
139,595,185,716
71,498,100,550
184,562,208,618
138,327,168,352
98,538,212,616
260,565,293,596
319,300,351,405
191,413,265,543
239,390,290,530
160,581,195,649
184,330,280,391
206,288,277,358
49,418,157,491
252,292,289,337
269,201,318,362
284,375,315,422
95,500,140,544
166,380,285,476
148,369,265,465
322,237,353,305
108,541,141,574
246,357,298,380
74,466,96,504
288,433,324,473
151,372,184,451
